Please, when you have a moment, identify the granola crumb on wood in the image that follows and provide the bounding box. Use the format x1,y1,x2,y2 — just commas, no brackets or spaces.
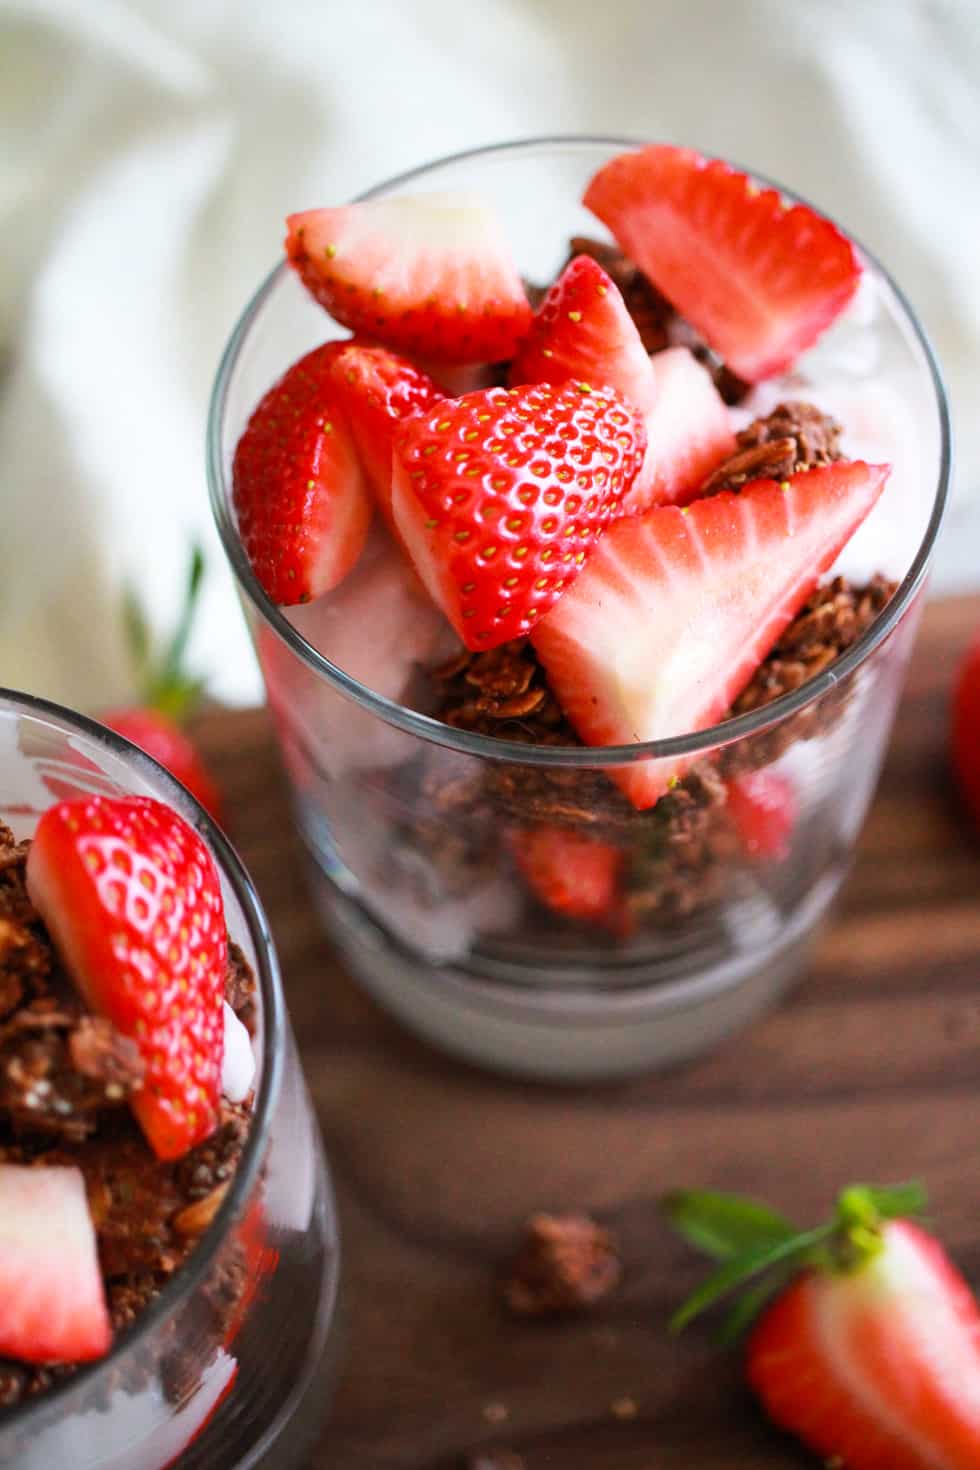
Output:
502,1212,622,1316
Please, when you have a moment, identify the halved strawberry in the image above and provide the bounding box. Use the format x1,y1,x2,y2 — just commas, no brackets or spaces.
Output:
951,635,980,831
391,382,646,651
666,1182,980,1470
232,342,372,605
510,259,733,512
286,195,532,363
328,343,442,535
532,461,890,808
27,797,227,1160
0,1165,112,1364
104,709,222,822
511,825,622,923
726,769,797,860
584,145,862,381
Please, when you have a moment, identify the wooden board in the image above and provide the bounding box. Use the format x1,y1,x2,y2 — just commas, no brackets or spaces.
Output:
194,594,980,1470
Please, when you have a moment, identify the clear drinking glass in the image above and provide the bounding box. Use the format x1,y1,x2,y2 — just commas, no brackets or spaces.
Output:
0,689,342,1469
208,138,951,1081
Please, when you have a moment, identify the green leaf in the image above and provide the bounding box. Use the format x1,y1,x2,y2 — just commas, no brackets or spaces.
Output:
122,585,151,678
670,1223,835,1335
661,1190,798,1262
860,1181,927,1222
718,1267,794,1344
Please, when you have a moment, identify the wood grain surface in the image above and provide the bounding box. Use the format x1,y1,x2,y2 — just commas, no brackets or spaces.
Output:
194,594,980,1470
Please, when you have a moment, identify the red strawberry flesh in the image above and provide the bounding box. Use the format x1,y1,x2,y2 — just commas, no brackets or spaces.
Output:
512,826,621,922
286,194,533,363
727,770,797,860
391,381,646,650
232,342,372,605
532,461,890,808
748,1220,980,1470
0,1165,112,1364
26,796,227,1161
584,144,862,381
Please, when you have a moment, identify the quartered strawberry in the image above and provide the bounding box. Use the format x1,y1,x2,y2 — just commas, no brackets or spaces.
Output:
584,144,862,381
390,381,646,651
532,461,889,808
727,769,797,860
286,194,532,363
0,1164,112,1364
232,342,372,605
511,825,622,923
328,343,442,534
511,254,657,419
951,635,980,831
26,797,227,1161
665,1182,980,1470
510,258,733,512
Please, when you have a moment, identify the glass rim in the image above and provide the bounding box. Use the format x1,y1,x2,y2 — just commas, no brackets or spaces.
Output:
207,133,953,770
0,685,285,1433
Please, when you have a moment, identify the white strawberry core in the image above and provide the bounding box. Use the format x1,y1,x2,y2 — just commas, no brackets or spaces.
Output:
221,1000,255,1103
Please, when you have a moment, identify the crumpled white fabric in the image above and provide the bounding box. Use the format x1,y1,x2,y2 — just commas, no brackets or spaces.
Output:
1,0,977,708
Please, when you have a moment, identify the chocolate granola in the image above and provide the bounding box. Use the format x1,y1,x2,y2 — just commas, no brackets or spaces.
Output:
501,1213,622,1316
0,821,257,1411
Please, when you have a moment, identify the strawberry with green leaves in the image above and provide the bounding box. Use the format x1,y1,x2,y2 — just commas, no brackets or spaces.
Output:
665,1182,980,1469
104,545,222,821
286,194,533,363
391,381,646,650
27,796,227,1161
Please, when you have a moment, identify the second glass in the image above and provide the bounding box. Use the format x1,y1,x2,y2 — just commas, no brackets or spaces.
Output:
208,138,950,1081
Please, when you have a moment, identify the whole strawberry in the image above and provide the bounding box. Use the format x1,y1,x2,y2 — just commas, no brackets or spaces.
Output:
665,1181,980,1469
391,381,646,650
103,545,222,822
27,796,227,1161
951,635,980,831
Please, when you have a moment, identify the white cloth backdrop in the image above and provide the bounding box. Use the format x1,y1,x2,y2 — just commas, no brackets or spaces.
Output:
1,0,978,707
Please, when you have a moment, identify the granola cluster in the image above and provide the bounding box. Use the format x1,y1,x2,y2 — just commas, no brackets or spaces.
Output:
0,821,256,1411
501,1213,622,1317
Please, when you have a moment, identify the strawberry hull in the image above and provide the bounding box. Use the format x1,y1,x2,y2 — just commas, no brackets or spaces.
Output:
532,462,890,809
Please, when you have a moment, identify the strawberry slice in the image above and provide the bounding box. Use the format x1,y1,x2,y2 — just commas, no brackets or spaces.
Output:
232,342,372,605
532,461,890,808
0,1165,112,1364
584,145,862,381
951,635,980,831
510,259,733,512
26,796,227,1161
666,1182,980,1470
286,195,532,363
391,381,646,651
328,343,442,535
511,826,622,923
726,769,797,860
638,347,735,509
